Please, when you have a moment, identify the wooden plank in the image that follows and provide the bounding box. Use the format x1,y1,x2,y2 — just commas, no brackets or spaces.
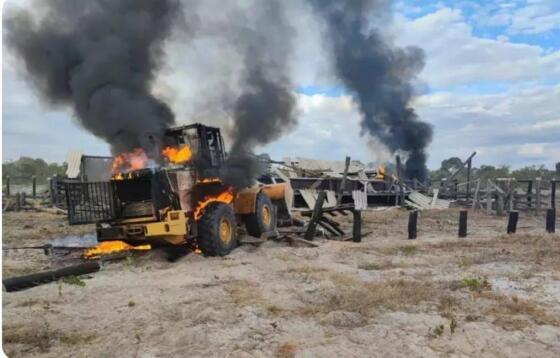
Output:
284,236,320,247
472,179,481,210
486,180,493,214
336,156,351,205
305,190,326,241
431,189,439,208
318,221,342,236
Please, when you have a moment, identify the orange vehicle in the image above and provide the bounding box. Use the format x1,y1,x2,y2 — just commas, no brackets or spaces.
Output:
66,124,292,256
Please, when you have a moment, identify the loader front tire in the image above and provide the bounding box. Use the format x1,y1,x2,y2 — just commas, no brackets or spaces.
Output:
198,202,237,256
245,193,276,237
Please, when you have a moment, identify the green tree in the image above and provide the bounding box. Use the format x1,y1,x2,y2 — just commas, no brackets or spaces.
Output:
2,157,67,184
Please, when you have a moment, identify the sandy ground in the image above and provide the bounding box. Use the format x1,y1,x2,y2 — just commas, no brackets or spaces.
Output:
2,208,560,357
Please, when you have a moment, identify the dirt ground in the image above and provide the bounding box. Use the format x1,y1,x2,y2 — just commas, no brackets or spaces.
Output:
2,208,560,357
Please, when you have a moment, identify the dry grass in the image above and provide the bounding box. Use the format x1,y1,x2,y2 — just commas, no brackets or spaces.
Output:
223,279,264,307
276,342,297,358
287,267,437,316
484,294,560,330
3,322,97,354
357,260,396,271
2,211,94,245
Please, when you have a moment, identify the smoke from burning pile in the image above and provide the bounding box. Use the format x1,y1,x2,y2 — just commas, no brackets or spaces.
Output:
4,0,182,157
308,0,433,181
219,0,298,188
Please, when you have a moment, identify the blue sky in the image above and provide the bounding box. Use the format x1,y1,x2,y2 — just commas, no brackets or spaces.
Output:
2,0,560,169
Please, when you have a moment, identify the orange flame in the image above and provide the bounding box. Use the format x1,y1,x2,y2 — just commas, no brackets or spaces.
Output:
194,188,235,220
112,148,151,176
162,145,192,164
83,240,151,259
376,165,385,179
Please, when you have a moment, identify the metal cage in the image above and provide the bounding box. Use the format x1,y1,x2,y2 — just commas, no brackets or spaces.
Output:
65,181,119,225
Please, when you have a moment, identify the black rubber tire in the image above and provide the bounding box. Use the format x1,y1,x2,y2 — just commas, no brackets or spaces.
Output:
245,192,276,237
198,202,237,256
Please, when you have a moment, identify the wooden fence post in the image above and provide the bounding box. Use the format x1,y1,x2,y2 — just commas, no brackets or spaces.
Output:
458,210,468,238
32,176,37,199
396,155,405,208
472,179,481,209
408,211,418,240
546,208,556,233
352,210,362,242
305,190,326,241
535,178,541,214
507,211,519,234
551,181,556,210
15,193,21,211
496,193,504,216
486,180,493,214
527,180,533,208
5,176,10,197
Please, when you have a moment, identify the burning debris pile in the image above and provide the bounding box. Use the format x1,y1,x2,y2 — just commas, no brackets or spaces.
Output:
308,0,433,181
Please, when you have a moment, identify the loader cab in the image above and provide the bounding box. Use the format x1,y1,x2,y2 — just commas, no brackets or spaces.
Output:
164,124,225,168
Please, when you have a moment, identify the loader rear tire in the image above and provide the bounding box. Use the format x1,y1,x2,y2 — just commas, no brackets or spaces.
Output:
245,193,276,237
198,202,237,256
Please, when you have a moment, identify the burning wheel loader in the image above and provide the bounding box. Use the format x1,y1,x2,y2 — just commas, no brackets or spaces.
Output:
65,124,292,256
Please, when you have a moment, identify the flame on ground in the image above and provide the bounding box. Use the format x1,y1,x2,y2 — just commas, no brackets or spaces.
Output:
83,240,151,259
194,188,235,220
162,145,192,164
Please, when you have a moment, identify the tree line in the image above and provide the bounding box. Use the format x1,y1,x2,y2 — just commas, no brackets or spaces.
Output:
2,156,559,185
430,157,560,183
2,157,67,184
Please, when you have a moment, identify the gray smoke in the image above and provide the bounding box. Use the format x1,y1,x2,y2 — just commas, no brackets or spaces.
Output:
309,0,433,181
219,0,298,188
4,0,182,157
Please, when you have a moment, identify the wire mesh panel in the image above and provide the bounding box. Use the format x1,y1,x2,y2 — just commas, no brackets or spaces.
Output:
65,181,118,225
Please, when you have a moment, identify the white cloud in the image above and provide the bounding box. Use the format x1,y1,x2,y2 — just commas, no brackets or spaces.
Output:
395,7,560,87
414,84,560,168
509,0,560,34
263,94,380,164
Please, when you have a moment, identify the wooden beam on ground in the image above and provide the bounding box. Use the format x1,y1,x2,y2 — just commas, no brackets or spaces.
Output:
284,236,320,247
3,261,101,292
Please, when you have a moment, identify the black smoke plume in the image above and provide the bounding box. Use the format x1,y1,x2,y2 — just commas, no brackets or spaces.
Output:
219,0,297,188
309,0,433,181
4,0,181,157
